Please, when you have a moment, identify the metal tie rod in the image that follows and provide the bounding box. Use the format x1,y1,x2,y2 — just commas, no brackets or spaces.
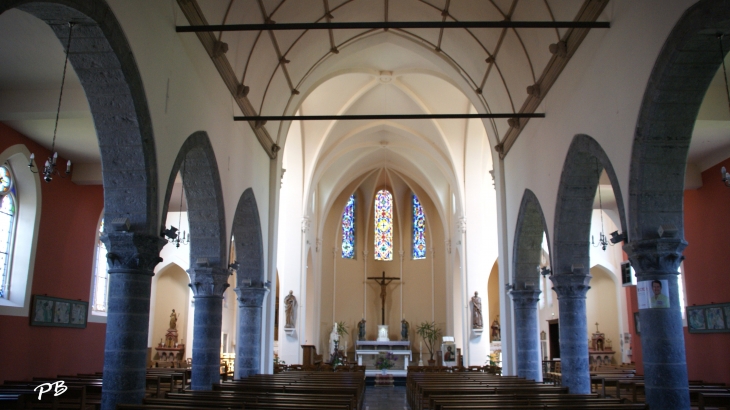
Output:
178,21,609,32
234,113,545,121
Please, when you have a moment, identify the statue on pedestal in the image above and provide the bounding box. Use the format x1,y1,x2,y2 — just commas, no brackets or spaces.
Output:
166,309,179,347
329,323,339,355
284,290,297,328
357,318,366,341
401,318,409,341
471,292,483,329
490,316,501,341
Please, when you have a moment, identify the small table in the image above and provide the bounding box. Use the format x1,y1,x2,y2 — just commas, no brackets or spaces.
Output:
375,373,394,387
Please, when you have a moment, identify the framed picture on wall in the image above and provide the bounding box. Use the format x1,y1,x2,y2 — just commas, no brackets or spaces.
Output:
30,295,88,328
688,303,730,334
633,312,640,336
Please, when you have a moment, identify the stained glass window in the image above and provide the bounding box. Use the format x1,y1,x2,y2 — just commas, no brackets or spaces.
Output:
412,194,426,259
341,195,356,259
0,166,16,298
91,217,108,313
374,189,393,261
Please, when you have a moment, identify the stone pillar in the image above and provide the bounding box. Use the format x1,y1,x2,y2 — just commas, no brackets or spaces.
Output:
188,263,230,390
624,236,689,409
550,272,592,394
510,289,542,382
100,226,165,410
234,287,269,378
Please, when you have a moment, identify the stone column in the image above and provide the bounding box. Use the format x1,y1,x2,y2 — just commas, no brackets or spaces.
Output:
550,272,592,394
234,287,269,378
624,236,689,409
510,289,542,382
188,262,230,390
100,224,165,410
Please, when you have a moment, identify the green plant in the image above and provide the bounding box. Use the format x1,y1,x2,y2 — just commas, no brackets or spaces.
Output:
416,321,442,360
336,321,349,338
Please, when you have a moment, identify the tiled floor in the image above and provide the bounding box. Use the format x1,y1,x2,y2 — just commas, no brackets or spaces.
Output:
363,385,410,410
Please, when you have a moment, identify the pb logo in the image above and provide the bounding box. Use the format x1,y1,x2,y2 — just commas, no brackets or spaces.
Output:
34,381,67,400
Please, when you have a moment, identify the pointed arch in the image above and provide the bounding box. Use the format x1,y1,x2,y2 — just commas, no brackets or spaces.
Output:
161,132,226,267
553,134,627,276
512,189,550,288
231,188,264,287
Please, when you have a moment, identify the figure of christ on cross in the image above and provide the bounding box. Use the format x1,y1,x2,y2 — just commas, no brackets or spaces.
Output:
367,271,401,325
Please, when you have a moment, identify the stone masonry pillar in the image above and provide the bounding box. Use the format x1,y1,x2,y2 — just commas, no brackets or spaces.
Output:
510,289,542,382
234,287,269,378
188,263,230,390
100,226,165,410
624,236,689,409
550,272,592,394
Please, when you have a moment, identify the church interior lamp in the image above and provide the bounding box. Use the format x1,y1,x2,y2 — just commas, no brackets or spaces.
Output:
416,321,442,362
28,22,74,182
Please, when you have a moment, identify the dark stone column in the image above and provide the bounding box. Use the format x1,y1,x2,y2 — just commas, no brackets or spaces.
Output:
188,263,230,390
234,287,269,378
510,289,542,381
550,272,591,394
100,226,165,410
625,236,689,409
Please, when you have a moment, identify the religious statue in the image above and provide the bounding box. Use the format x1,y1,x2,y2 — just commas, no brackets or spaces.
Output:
490,316,501,341
284,290,297,328
471,291,483,329
401,318,409,341
328,323,340,355
357,318,366,341
169,309,178,330
367,271,400,325
165,309,179,348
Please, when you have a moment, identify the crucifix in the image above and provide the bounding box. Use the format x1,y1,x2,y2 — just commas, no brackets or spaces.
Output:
367,271,400,325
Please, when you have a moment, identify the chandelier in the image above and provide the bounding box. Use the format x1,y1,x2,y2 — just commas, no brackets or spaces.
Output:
28,22,75,182
162,161,190,248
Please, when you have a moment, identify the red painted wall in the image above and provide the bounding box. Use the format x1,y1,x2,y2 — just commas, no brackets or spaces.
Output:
682,158,730,385
625,285,643,375
0,123,105,381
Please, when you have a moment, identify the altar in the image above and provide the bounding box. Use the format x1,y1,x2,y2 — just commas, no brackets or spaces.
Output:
355,340,412,377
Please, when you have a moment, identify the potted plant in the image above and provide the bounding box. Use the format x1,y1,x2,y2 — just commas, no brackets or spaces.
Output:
375,351,398,375
416,321,442,365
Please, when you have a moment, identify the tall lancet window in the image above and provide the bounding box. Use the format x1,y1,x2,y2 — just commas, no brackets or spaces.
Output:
412,194,426,259
341,194,356,258
374,189,393,261
91,217,108,313
0,166,16,298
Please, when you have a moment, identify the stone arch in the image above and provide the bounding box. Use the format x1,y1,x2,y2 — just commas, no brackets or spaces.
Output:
554,134,627,276
161,131,226,267
624,1,730,407
630,0,730,241
0,3,159,409
512,189,550,289
551,134,627,395
230,188,265,287
2,1,158,235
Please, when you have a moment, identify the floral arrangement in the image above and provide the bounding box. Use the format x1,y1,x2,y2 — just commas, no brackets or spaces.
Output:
375,352,398,370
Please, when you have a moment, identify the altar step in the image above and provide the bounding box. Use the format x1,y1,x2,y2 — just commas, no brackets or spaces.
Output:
365,376,406,387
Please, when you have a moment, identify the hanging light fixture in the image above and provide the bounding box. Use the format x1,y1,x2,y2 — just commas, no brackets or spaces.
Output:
591,161,613,251
161,161,190,248
28,22,74,182
717,34,730,187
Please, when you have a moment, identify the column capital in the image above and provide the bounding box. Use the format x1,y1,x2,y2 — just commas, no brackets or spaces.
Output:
188,265,230,297
550,273,591,299
509,289,542,308
101,231,166,274
235,286,269,307
623,237,687,278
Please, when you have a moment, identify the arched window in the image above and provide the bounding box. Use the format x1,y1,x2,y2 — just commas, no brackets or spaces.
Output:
341,194,356,259
91,217,108,314
374,189,393,261
412,194,426,260
0,165,17,298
